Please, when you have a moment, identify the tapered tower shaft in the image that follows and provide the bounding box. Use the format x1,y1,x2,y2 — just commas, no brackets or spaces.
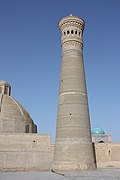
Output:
53,15,96,171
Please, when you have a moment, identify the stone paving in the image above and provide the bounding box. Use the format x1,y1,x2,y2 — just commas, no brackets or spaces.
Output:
0,169,120,180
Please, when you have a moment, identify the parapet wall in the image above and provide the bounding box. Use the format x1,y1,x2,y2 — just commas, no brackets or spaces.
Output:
0,133,52,171
95,143,120,168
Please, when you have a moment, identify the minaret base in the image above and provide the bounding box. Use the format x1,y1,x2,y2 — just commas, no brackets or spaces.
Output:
52,141,96,171
52,162,96,171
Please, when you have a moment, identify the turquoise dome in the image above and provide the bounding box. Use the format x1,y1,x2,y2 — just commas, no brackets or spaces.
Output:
91,127,105,135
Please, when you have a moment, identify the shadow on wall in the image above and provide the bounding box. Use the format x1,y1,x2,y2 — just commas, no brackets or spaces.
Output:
92,143,97,168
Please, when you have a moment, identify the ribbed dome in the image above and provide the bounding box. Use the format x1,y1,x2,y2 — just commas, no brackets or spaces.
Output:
0,81,37,133
91,127,105,135
0,94,31,120
0,80,11,87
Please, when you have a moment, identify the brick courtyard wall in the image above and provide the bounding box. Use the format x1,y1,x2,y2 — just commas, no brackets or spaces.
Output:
0,133,52,171
95,143,120,168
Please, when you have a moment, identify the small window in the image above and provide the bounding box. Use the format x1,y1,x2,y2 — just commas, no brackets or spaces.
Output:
64,32,66,35
75,31,77,35
26,125,29,133
67,30,70,34
71,30,74,34
79,32,81,36
4,86,8,95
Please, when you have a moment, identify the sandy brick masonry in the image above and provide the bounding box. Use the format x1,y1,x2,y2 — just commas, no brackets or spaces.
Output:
52,15,96,171
0,133,52,171
95,143,120,168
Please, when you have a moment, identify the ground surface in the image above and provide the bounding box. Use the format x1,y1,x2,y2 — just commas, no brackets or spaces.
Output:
0,169,120,180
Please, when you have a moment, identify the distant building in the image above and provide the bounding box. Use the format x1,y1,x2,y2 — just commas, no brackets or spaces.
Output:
91,127,112,143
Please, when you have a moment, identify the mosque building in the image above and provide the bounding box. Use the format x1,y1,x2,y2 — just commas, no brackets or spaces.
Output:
0,15,120,171
91,127,112,143
0,81,37,134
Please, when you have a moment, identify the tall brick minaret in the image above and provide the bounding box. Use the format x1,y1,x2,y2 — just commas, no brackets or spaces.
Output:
52,15,96,171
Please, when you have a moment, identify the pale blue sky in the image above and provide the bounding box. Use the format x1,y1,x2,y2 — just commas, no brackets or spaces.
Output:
0,0,120,142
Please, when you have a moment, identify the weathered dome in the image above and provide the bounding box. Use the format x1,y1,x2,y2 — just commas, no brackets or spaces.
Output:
0,80,37,133
0,80,11,86
91,127,105,135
